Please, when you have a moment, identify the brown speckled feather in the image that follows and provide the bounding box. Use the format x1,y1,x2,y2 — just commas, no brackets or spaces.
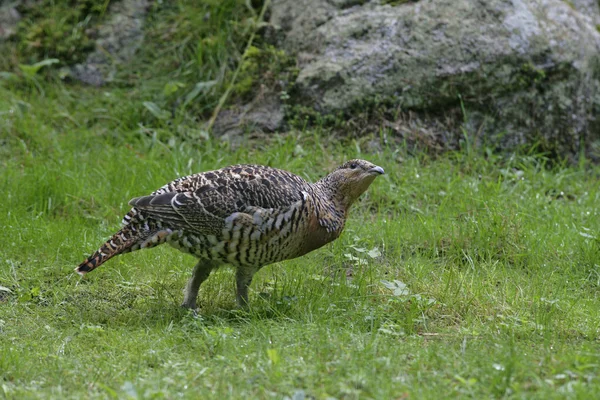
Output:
130,165,308,235
75,159,384,308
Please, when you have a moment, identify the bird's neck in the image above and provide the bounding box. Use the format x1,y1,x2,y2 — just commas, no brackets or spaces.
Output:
312,178,350,233
315,175,353,209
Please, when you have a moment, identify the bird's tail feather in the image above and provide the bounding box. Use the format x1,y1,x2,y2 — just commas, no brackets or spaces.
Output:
75,209,145,275
75,225,138,275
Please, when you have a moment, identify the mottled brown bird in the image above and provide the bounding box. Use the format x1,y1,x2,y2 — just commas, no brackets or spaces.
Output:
76,159,384,308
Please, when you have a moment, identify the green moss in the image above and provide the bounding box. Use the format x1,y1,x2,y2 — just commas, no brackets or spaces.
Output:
286,58,572,153
382,0,417,6
517,62,546,85
287,104,346,129
14,0,111,65
231,44,298,100
339,0,371,6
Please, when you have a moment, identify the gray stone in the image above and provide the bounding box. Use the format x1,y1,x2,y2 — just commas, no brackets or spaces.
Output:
72,0,150,86
571,0,600,26
212,93,285,140
271,0,600,158
0,2,21,40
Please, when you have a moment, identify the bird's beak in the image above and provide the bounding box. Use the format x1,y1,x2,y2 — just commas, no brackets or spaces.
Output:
368,166,385,175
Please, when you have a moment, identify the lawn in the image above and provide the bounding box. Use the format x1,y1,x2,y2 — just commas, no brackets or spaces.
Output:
2,82,600,399
2,1,600,398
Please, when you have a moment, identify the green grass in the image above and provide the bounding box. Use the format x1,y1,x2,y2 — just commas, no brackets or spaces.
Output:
2,2,600,398
2,82,600,399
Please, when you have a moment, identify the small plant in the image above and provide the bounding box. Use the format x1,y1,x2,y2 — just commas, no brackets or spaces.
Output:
15,0,110,65
0,58,59,94
343,236,382,267
232,45,297,100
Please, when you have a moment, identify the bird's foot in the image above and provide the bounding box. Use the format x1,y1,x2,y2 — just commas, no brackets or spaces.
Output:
180,300,200,315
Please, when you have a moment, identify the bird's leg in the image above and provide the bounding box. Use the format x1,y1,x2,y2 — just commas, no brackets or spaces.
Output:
182,259,218,309
235,267,257,308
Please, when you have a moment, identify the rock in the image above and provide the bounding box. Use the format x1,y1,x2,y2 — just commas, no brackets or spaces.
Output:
0,2,21,40
571,0,600,26
212,92,284,140
270,0,600,159
71,0,150,86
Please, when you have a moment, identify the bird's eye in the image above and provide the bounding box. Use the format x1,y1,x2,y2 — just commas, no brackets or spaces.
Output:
350,163,358,169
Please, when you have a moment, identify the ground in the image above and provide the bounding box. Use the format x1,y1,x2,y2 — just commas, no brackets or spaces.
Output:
2,81,600,398
2,1,600,398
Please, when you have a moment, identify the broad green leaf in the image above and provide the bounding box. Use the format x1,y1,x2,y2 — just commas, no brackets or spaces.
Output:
163,81,185,96
381,280,410,296
267,348,279,365
19,58,59,78
367,247,381,258
183,80,217,106
142,102,170,120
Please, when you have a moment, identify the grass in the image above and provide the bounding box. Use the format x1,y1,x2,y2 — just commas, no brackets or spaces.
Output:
2,2,600,398
2,82,600,399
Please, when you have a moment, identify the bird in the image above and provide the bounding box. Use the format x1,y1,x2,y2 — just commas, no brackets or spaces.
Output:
75,159,385,308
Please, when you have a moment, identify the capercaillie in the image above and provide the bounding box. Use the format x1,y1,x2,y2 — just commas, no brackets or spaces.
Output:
75,159,384,308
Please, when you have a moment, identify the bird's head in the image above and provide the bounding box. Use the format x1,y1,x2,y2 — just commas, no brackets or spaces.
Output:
318,159,385,209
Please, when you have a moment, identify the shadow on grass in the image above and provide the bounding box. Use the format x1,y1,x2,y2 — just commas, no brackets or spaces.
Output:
61,277,309,329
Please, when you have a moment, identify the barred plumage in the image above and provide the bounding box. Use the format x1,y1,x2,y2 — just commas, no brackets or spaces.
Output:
76,159,384,308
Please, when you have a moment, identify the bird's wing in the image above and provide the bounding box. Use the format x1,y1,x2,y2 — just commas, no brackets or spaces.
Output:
129,165,309,235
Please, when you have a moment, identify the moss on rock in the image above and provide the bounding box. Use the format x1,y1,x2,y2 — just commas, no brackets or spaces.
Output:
15,0,110,65
232,44,298,100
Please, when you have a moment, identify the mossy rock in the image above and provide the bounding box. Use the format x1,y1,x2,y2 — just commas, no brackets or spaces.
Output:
270,0,600,160
232,44,298,100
